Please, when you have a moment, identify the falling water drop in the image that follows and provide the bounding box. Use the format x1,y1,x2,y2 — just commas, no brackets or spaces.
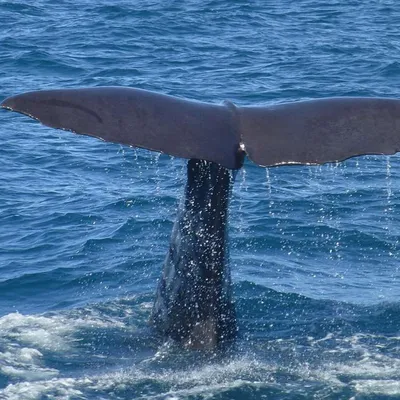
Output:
265,168,272,196
152,153,161,195
236,168,247,234
239,167,248,193
385,156,392,201
133,149,143,179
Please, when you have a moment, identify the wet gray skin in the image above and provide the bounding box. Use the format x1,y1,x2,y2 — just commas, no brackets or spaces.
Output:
151,159,237,349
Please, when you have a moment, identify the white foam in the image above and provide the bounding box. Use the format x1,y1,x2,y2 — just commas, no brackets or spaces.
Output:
3,378,84,400
1,311,398,399
311,333,400,396
0,310,126,383
353,379,400,396
0,311,125,350
1,358,273,400
1,347,400,400
0,347,59,382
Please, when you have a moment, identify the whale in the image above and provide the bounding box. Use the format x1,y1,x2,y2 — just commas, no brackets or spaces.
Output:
2,87,400,348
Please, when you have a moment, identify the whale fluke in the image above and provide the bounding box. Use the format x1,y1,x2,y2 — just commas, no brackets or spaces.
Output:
2,87,400,168
240,97,400,167
1,87,241,169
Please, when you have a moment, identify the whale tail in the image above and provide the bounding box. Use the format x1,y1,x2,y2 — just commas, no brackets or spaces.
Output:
2,87,400,168
3,87,400,349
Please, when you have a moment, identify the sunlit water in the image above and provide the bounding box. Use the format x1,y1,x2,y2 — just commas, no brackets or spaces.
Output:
0,1,399,399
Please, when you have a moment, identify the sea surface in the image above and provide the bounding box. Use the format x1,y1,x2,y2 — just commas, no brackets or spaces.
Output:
0,1,399,399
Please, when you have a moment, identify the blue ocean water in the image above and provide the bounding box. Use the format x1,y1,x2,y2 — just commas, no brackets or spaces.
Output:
0,0,399,398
